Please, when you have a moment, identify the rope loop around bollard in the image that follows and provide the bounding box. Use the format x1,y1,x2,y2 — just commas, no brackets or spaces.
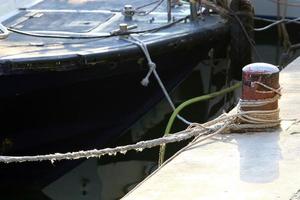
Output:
252,81,282,96
0,108,282,164
0,63,283,164
238,62,281,130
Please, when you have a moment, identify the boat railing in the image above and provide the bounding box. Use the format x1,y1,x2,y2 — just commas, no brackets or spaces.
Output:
167,0,201,21
167,0,172,21
0,0,204,40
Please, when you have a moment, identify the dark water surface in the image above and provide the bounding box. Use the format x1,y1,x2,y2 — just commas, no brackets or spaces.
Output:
2,20,300,200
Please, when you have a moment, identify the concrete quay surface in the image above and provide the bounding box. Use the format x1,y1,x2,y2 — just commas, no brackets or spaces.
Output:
123,57,300,200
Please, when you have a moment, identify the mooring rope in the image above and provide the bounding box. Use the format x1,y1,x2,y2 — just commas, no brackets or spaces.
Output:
0,111,280,164
158,82,241,166
0,1,284,164
236,97,280,124
253,81,282,95
0,106,281,164
136,0,165,16
234,82,281,130
254,17,300,32
157,106,281,164
122,34,192,125
0,124,222,164
158,80,282,164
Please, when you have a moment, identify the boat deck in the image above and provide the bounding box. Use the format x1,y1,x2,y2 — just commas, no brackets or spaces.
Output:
0,0,226,60
123,57,300,200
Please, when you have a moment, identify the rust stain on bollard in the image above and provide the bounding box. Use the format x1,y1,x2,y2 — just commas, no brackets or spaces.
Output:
242,63,280,111
237,62,281,130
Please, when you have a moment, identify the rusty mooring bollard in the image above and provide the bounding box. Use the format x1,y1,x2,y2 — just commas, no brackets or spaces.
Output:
238,62,281,129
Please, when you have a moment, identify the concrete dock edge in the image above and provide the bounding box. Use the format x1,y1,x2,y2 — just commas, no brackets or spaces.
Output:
123,57,300,200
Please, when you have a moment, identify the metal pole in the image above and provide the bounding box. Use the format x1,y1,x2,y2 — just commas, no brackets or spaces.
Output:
189,0,198,21
167,0,172,22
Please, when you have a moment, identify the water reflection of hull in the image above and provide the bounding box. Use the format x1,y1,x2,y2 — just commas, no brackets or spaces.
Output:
42,158,156,200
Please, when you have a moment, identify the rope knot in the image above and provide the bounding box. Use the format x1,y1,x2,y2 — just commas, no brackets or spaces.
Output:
141,62,157,86
148,61,156,69
141,77,150,86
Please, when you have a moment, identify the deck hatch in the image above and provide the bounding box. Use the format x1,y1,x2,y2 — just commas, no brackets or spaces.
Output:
9,11,115,33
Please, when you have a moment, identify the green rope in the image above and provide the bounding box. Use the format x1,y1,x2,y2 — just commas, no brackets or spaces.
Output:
158,82,241,166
